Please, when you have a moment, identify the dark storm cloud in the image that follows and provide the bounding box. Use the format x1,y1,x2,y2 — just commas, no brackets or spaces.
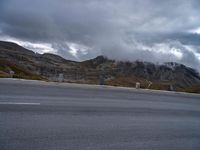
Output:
0,0,200,70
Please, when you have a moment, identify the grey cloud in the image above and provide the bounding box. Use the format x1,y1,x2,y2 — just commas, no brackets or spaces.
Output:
0,0,200,70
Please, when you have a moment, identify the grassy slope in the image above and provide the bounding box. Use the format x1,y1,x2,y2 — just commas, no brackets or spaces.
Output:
0,59,46,80
106,75,149,88
105,75,200,93
0,59,199,93
183,85,200,94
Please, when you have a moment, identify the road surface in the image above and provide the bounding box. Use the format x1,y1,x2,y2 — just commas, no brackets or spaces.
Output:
0,78,200,150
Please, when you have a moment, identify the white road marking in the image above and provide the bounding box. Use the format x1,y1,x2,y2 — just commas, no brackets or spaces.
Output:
0,102,40,105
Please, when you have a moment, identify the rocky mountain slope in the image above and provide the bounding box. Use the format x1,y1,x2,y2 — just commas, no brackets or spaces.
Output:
0,41,200,93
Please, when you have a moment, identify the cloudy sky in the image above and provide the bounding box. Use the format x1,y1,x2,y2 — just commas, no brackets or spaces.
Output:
0,0,200,70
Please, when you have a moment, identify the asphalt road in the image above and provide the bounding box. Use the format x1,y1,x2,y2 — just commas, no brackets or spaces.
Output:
0,78,200,150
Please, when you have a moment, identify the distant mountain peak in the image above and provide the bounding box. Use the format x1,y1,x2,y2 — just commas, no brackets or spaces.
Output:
0,40,34,55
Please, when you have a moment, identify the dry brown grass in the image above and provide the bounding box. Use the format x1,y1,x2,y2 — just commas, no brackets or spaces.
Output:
0,59,47,81
106,75,149,88
0,71,10,78
148,81,172,91
182,85,200,94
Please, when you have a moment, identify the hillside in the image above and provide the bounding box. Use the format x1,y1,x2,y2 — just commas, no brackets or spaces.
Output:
0,41,200,93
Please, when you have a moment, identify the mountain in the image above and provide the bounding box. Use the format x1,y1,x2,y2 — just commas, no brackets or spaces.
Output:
0,41,200,93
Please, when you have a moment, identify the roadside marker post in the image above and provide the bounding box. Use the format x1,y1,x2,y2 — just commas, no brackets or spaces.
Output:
9,70,15,78
136,82,140,89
